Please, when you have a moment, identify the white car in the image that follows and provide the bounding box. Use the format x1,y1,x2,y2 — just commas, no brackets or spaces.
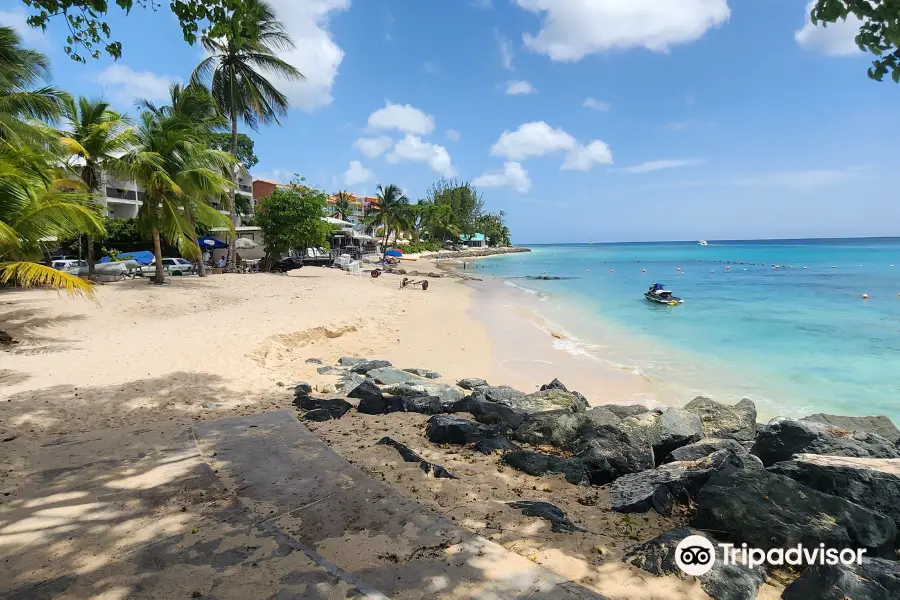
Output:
51,259,87,272
159,258,196,276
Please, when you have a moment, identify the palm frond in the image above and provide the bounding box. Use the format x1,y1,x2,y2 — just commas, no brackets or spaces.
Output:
0,261,96,299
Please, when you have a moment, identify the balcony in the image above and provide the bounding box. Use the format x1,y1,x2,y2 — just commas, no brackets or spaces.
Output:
105,187,145,204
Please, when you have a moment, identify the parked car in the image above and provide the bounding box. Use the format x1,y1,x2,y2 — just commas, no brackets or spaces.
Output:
273,256,304,273
159,258,196,276
300,247,333,267
51,259,87,272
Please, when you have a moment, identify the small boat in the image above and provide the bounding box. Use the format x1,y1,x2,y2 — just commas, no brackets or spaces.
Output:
645,283,683,305
697,240,708,246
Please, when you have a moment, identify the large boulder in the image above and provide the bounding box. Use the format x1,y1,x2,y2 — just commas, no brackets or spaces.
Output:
781,557,900,600
647,408,703,463
426,415,498,446
400,395,448,415
457,377,488,390
502,451,589,485
751,418,900,467
695,468,897,558
507,500,585,533
338,356,367,367
683,397,757,442
471,385,527,406
518,389,587,413
512,410,591,450
293,395,352,420
336,372,366,395
350,359,392,374
465,396,528,429
663,438,747,463
624,528,766,600
350,381,403,415
474,435,520,455
403,367,441,379
602,404,653,419
609,450,763,516
802,413,900,444
316,365,344,376
574,425,655,486
768,454,900,539
540,378,570,391
384,382,463,407
584,406,623,428
367,367,421,386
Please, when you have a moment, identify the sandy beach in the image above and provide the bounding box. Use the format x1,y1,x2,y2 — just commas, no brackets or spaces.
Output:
1,261,785,599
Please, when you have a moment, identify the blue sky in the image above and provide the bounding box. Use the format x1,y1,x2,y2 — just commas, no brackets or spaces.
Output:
1,0,898,243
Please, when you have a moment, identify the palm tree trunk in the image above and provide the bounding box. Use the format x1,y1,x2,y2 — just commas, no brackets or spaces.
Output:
152,227,165,285
225,84,238,272
86,235,95,278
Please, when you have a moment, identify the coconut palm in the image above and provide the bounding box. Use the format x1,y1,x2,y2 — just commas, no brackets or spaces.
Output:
0,26,68,146
0,143,105,297
367,184,409,249
191,0,303,270
59,97,134,278
124,85,235,284
333,190,352,221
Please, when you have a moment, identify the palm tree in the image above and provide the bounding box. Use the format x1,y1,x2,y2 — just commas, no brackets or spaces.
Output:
59,97,134,278
0,26,68,146
191,0,303,271
124,85,235,284
367,184,409,249
333,190,352,221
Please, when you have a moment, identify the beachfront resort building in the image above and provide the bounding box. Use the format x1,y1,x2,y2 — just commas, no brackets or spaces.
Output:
326,193,379,234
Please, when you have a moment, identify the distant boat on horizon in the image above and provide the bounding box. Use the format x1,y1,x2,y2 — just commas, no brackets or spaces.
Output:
698,240,708,246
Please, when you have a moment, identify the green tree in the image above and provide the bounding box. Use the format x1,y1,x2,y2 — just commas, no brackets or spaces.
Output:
475,211,511,247
255,184,330,270
191,0,303,271
367,184,409,249
426,178,484,237
810,1,900,81
123,84,234,284
333,190,352,221
208,132,258,168
425,202,460,243
59,96,134,278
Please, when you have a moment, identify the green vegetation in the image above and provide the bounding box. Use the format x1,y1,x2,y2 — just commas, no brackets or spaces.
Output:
256,181,331,270
333,190,352,221
208,132,258,169
811,1,900,81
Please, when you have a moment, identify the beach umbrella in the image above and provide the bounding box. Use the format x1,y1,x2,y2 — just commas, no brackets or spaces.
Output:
197,236,228,249
384,249,403,258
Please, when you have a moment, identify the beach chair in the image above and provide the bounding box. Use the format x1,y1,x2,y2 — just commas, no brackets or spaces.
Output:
347,260,361,275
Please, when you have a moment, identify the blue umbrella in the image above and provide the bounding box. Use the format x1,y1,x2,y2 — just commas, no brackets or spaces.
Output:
384,249,403,258
198,236,228,249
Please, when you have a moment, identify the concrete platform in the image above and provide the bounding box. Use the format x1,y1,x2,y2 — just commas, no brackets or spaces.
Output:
1,411,607,599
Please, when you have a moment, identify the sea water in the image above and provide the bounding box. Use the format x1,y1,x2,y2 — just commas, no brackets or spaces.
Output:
476,239,900,421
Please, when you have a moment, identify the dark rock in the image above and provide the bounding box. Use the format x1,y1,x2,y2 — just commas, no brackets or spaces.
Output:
419,461,457,479
782,557,900,600
609,450,763,516
383,382,463,406
474,435,520,455
512,410,591,450
664,438,747,463
350,359,392,374
293,382,312,396
426,415,498,445
624,528,766,600
472,385,527,406
304,358,323,365
540,378,569,392
338,356,367,367
465,396,527,429
457,377,488,390
602,404,652,419
367,367,420,386
400,395,446,415
695,468,897,557
316,365,344,375
0,330,17,345
683,397,757,442
647,408,703,464
574,425,655,485
293,396,352,420
336,372,366,395
376,437,424,462
403,368,441,379
350,381,398,415
802,413,900,444
502,451,589,486
518,389,587,413
751,418,900,467
584,406,623,428
507,500,585,533
768,454,900,538
303,408,337,422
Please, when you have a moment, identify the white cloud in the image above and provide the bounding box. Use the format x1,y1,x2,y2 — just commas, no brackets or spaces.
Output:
473,162,532,193
583,97,611,112
561,141,614,171
731,169,857,188
616,158,706,174
264,0,349,111
387,135,455,176
96,64,179,107
490,122,576,160
490,121,612,171
496,30,514,70
794,0,863,57
352,135,393,159
446,129,461,142
513,0,731,61
343,160,372,186
0,9,45,44
367,101,435,136
506,80,537,95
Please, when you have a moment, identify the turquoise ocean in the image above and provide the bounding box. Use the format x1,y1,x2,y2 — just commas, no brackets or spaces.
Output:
475,238,900,421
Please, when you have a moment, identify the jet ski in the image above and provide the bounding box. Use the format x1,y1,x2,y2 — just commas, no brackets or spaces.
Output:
645,283,683,305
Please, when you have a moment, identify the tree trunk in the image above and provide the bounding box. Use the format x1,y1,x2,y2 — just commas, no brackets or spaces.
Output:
152,227,165,285
225,88,239,272
87,235,95,278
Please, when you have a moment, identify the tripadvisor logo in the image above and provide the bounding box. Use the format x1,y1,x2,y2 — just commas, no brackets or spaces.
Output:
674,534,867,576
